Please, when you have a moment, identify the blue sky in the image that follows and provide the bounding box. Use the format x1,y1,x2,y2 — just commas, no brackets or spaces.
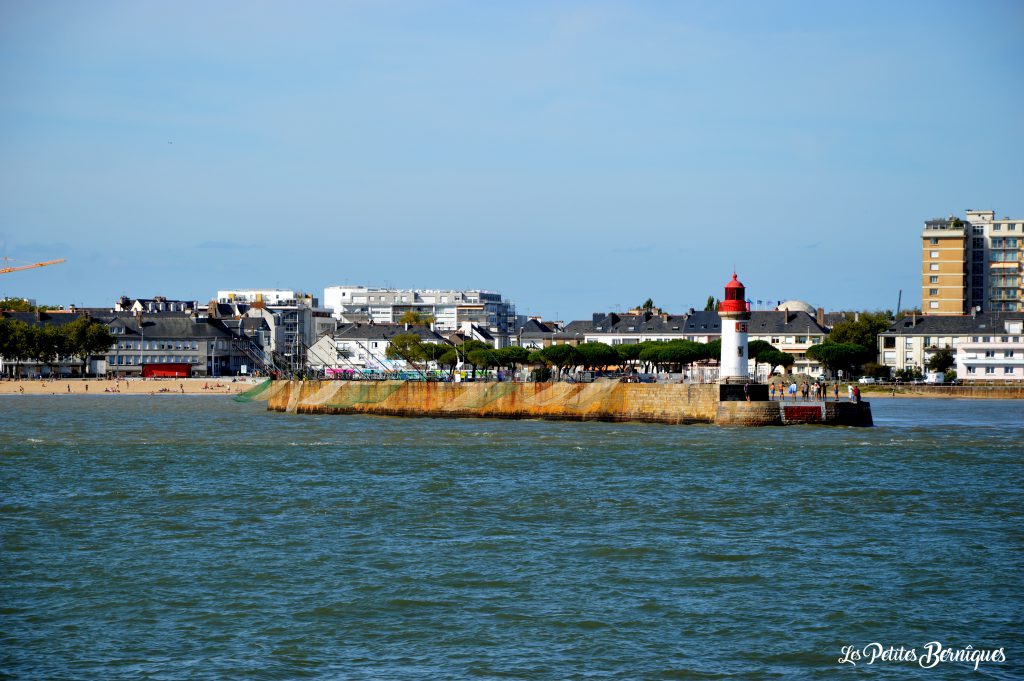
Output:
1,0,1021,320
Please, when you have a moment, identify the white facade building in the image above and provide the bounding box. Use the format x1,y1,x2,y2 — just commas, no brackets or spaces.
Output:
306,323,447,375
323,286,515,347
878,314,1024,381
217,289,318,307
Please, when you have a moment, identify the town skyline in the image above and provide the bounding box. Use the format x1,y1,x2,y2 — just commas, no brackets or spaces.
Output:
2,1,1022,319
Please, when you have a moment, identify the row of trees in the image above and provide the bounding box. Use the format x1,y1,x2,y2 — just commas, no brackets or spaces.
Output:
805,311,892,377
0,316,115,375
382,334,794,380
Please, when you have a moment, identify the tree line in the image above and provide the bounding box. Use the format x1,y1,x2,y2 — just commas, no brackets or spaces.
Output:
382,334,794,380
0,316,115,375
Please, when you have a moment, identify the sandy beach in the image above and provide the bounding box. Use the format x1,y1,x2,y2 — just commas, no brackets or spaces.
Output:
0,377,259,396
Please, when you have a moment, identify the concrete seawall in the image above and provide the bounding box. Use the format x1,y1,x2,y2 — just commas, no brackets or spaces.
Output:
259,380,872,426
265,379,719,424
860,385,1024,399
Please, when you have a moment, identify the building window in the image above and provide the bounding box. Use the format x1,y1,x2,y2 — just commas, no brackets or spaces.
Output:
967,367,976,374
1005,350,1015,358
929,237,938,245
985,367,995,374
929,289,938,296
929,302,939,309
929,264,939,271
929,276,939,284
1005,367,1014,374
930,251,939,258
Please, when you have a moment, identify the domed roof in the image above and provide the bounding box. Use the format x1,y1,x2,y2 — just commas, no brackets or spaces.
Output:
776,300,816,314
724,273,745,289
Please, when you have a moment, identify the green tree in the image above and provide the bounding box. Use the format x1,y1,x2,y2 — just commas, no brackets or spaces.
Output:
419,342,452,374
0,318,31,376
641,298,655,310
761,349,794,375
64,316,115,374
398,310,434,325
385,333,426,368
33,325,67,374
437,347,460,376
615,343,644,372
494,346,529,372
527,349,549,366
575,342,619,371
466,348,499,375
863,362,890,379
806,341,866,376
927,347,955,373
540,344,581,379
0,298,54,312
704,296,718,311
828,312,891,362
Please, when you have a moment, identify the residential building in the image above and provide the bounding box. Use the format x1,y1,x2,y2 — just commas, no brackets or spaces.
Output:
514,319,558,349
306,323,447,375
921,210,1023,315
217,289,318,307
878,313,1024,381
323,286,516,347
218,289,333,372
551,309,829,376
114,296,199,314
103,314,250,377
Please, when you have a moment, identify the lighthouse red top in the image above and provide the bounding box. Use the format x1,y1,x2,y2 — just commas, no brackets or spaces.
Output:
718,272,750,313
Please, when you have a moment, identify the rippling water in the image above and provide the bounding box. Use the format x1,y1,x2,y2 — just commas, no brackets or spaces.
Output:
2,396,1022,679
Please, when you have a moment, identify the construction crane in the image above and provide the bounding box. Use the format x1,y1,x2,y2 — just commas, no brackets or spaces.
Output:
0,258,66,275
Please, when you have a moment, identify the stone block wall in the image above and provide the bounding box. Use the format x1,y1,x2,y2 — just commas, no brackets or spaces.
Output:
267,379,719,424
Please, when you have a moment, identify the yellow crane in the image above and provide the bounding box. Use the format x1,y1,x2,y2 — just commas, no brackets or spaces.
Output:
0,257,66,275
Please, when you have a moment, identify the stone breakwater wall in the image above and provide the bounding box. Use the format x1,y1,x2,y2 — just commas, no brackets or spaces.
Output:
862,385,1024,399
259,380,872,426
715,400,873,427
265,380,719,424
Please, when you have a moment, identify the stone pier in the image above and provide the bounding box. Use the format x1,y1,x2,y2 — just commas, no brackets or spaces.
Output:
251,379,872,427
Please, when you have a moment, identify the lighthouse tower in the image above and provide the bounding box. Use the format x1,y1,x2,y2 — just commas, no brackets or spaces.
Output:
718,272,751,383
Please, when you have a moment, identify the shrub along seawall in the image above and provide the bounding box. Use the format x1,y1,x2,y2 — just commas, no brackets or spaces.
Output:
262,379,719,424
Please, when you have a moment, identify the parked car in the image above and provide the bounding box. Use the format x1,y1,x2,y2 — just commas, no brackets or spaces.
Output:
858,377,876,384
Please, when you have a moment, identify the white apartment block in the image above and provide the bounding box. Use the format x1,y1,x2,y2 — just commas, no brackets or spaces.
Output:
323,286,516,347
879,314,1024,381
217,289,332,371
956,321,1024,382
217,289,318,307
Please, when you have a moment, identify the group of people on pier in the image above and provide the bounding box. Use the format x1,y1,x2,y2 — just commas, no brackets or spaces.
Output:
769,380,860,403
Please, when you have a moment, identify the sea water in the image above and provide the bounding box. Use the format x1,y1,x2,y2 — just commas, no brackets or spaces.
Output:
2,396,1022,679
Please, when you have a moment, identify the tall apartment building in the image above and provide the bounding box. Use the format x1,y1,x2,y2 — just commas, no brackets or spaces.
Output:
323,286,516,347
922,209,1023,314
216,289,334,371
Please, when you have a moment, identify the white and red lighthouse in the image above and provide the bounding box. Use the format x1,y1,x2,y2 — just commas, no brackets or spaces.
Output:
718,272,751,383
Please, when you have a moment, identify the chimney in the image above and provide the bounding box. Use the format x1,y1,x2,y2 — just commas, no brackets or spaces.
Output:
816,307,824,327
